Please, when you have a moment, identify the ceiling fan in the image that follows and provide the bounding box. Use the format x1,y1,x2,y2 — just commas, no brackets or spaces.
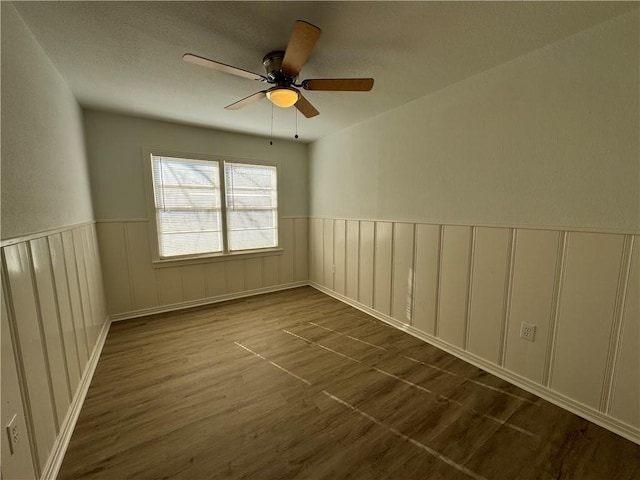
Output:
183,20,374,118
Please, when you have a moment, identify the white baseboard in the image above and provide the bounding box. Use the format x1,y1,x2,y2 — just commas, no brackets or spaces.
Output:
309,282,640,446
40,319,111,480
109,281,308,322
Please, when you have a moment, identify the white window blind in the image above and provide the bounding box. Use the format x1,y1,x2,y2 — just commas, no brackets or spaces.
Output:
151,155,222,257
225,162,278,251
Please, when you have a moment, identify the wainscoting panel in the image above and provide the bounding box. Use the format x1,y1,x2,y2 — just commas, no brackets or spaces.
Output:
97,218,309,318
262,255,280,288
1,283,37,480
293,218,309,282
3,242,58,470
373,222,393,316
345,220,359,301
86,227,107,334
1,222,108,477
309,217,323,285
610,236,639,427
358,221,375,308
279,218,295,284
125,222,160,309
412,224,440,335
504,229,560,384
61,231,89,366
48,234,82,391
226,260,245,293
323,219,334,290
244,258,263,291
29,237,71,427
467,227,511,364
334,220,346,296
391,223,414,324
72,228,98,348
204,262,226,297
94,222,133,314
182,264,206,301
437,225,472,348
157,267,183,305
550,232,625,410
308,217,639,443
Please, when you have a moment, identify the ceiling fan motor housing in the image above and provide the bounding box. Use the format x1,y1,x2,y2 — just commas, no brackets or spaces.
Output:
263,51,297,86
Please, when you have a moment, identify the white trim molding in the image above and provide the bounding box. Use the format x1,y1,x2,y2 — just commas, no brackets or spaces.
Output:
109,281,308,322
40,319,111,480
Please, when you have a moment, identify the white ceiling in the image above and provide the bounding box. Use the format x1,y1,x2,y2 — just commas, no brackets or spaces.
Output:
13,1,637,142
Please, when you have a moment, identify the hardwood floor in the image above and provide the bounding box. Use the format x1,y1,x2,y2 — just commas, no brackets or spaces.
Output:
59,287,639,480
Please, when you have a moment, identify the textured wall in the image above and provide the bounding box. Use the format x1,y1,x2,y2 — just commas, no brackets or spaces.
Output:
83,110,309,221
309,11,639,232
1,3,94,240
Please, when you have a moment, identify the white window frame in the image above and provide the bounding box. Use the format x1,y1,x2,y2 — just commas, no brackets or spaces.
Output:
142,148,282,266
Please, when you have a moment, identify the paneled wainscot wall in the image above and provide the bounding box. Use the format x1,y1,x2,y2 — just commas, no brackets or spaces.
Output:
1,223,108,479
97,217,309,318
309,217,639,444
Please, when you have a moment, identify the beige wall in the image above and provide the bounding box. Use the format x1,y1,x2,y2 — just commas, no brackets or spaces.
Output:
307,11,639,443
83,111,310,316
1,4,108,478
309,11,639,232
1,3,94,240
83,110,309,221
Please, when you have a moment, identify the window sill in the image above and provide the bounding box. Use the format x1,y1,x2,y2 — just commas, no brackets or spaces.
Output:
152,247,284,269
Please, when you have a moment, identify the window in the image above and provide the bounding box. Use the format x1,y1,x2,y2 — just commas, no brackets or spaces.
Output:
225,162,278,251
150,154,278,259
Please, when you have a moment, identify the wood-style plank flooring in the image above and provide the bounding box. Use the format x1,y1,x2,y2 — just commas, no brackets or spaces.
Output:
59,287,640,480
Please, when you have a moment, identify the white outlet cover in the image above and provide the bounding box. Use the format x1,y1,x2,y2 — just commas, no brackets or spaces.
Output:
520,322,536,342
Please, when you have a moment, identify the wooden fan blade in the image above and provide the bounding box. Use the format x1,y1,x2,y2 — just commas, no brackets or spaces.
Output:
294,94,319,118
302,78,374,91
281,21,322,76
183,54,267,82
225,91,267,110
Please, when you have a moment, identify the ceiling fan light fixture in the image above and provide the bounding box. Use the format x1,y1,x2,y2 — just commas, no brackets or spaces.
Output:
267,87,299,108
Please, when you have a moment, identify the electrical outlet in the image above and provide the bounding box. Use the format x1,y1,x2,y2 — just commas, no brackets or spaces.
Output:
6,414,18,455
331,264,336,274
520,322,536,342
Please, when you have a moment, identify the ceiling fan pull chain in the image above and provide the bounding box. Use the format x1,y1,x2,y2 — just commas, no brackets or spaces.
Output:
270,102,274,146
295,108,299,139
